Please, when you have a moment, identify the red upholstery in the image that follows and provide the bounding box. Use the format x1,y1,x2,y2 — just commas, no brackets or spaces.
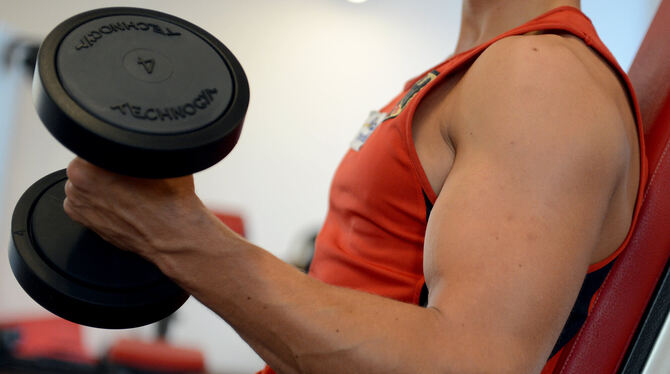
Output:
107,338,205,372
556,1,670,372
212,211,246,238
0,316,95,364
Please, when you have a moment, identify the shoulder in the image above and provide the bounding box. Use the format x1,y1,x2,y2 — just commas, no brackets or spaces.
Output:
449,33,629,165
468,33,599,87
458,33,613,111
440,34,634,192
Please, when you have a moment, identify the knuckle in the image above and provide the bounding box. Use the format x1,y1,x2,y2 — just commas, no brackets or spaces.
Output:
63,198,80,222
66,157,96,189
63,181,84,207
64,180,74,197
66,159,85,186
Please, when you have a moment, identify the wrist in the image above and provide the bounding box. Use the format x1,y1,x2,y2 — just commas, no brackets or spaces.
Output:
152,205,249,293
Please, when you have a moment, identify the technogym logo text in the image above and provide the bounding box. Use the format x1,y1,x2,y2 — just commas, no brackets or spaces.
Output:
74,21,182,51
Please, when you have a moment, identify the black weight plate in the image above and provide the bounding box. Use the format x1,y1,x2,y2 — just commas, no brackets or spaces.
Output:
57,15,233,135
34,7,249,177
9,169,189,329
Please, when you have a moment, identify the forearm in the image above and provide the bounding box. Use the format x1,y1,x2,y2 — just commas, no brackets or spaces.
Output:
61,160,453,372
154,217,455,374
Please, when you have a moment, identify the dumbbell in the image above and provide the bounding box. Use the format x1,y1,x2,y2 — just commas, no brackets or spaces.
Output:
8,7,249,329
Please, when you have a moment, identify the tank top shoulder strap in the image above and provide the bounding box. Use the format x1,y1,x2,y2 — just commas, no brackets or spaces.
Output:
404,7,594,88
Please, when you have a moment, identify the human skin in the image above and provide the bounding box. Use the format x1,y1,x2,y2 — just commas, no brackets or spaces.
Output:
63,0,641,373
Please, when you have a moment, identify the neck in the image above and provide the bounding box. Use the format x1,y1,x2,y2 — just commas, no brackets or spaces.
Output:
455,0,581,54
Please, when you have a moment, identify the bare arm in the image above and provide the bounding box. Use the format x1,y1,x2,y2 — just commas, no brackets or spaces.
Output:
64,35,630,374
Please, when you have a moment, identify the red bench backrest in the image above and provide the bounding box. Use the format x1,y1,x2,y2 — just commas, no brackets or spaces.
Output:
556,1,670,372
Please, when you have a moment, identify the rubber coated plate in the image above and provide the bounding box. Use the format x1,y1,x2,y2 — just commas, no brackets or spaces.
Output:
9,170,189,329
57,14,233,135
34,7,249,177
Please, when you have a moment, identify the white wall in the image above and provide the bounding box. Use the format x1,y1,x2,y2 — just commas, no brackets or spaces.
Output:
0,27,21,246
0,0,661,372
584,0,663,71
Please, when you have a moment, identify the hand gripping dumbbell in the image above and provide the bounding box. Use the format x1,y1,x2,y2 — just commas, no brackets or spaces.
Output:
8,7,249,329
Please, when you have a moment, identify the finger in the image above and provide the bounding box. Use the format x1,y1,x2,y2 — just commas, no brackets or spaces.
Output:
63,196,85,225
66,157,92,189
67,157,116,188
63,177,90,215
64,179,74,197
64,179,90,206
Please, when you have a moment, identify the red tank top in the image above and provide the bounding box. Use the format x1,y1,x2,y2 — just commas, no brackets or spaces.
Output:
260,6,648,374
